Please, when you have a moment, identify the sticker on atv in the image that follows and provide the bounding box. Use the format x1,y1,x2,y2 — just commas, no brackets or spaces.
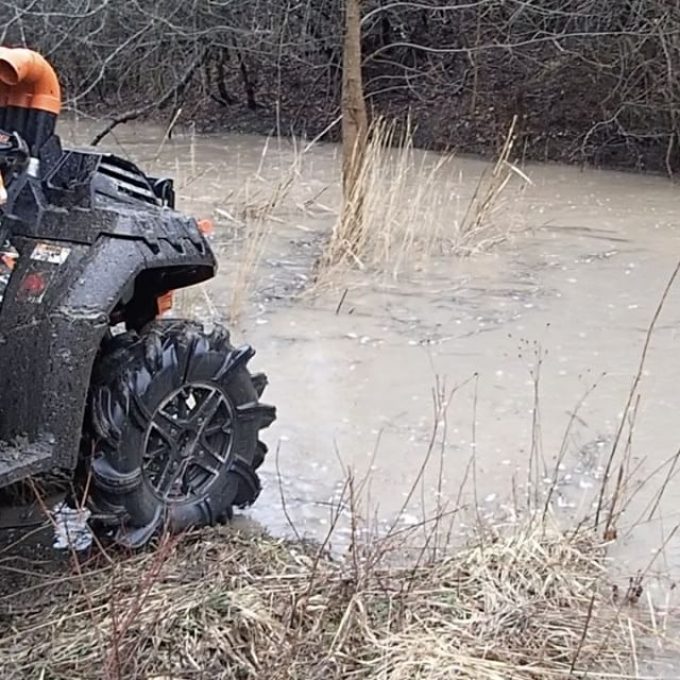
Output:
17,270,52,304
30,242,71,265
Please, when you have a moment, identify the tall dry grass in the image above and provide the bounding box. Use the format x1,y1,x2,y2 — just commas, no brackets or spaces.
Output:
170,133,304,325
319,116,532,282
151,117,531,317
0,518,662,680
222,138,302,323
458,115,532,252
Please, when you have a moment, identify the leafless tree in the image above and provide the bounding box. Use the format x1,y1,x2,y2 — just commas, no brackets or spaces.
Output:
0,0,676,171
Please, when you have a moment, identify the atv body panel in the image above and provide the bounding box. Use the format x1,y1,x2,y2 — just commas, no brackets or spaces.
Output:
0,139,217,485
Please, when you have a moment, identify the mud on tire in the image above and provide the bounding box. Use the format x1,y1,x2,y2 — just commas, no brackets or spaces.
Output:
84,320,275,547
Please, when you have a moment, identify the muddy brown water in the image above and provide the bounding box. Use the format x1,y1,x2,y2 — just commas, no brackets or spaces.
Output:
6,120,680,660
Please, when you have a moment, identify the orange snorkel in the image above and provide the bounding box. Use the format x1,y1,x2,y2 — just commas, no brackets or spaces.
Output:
0,47,61,115
0,48,61,202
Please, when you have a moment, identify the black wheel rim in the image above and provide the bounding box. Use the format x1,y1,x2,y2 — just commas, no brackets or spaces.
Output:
142,382,234,503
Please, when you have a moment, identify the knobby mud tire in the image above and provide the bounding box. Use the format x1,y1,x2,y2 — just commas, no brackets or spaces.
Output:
84,320,275,547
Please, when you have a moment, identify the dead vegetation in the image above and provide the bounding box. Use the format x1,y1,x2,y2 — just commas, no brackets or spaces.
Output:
0,514,662,680
319,116,530,280
167,133,304,325
222,139,302,323
458,115,532,253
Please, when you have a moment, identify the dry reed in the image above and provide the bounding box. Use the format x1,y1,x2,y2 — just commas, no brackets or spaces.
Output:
319,116,531,280
223,139,301,323
171,135,303,324
0,513,663,679
458,115,532,254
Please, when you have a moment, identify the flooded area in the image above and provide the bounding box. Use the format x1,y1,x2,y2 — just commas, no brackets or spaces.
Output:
32,120,680,597
52,121,680,559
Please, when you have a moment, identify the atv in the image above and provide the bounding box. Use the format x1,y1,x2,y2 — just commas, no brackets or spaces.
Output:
0,47,276,547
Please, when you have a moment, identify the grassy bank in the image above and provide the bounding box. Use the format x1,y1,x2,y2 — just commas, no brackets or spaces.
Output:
0,511,667,679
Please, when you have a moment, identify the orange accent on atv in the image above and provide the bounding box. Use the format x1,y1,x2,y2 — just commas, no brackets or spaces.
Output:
156,291,174,315
197,218,214,236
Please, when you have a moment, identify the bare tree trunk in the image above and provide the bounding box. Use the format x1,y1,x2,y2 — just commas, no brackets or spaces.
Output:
237,49,258,111
341,0,368,235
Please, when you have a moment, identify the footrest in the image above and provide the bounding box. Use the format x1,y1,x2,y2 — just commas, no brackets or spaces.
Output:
0,438,53,487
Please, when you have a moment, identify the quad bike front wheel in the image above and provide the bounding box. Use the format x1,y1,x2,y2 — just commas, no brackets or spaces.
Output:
84,320,275,547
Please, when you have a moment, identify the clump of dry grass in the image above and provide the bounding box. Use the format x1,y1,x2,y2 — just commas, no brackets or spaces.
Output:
319,116,531,281
458,115,532,254
171,136,304,324
224,214,274,324
0,516,655,679
222,141,302,323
